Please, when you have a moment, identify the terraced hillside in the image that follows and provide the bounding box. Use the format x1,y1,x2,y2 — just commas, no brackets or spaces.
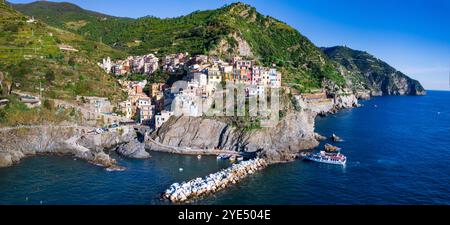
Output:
0,2,126,101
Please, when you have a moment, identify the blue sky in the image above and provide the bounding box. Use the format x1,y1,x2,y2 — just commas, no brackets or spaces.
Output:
10,0,450,90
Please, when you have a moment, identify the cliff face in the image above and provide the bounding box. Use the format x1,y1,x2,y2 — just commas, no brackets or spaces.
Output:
322,46,426,96
0,125,142,168
150,110,319,163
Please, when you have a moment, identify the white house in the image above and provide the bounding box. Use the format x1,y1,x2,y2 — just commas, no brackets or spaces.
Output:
193,73,208,86
101,57,112,74
155,110,174,129
137,97,152,108
207,67,222,85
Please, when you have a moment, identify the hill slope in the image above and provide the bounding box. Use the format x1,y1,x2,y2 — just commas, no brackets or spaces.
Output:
9,1,122,31
12,1,344,91
0,2,127,101
11,1,426,96
323,46,425,96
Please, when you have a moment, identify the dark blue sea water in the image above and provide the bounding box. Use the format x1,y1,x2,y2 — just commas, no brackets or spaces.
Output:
1,91,449,205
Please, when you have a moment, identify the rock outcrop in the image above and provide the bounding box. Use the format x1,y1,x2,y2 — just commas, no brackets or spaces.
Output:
324,143,341,152
333,94,359,110
149,110,319,163
0,125,140,168
116,138,150,159
331,133,343,142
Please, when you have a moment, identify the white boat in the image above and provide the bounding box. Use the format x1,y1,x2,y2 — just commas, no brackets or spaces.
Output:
304,151,346,166
217,154,231,160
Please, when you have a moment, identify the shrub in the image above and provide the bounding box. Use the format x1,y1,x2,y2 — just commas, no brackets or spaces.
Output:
45,70,55,82
43,99,55,110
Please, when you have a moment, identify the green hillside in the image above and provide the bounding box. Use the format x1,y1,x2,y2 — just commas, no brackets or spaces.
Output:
11,1,426,96
10,0,122,31
0,2,127,101
322,46,425,95
12,1,345,92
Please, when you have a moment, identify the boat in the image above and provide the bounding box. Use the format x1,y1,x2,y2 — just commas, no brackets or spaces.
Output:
217,154,231,160
304,151,346,166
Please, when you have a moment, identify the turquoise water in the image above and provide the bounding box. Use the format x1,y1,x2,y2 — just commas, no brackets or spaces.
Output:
1,91,449,204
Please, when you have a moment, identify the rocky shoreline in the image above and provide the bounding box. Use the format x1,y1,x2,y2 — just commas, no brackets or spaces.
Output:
0,125,149,169
0,91,361,168
147,90,361,164
148,109,319,164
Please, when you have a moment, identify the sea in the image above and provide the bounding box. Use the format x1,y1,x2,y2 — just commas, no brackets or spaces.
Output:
1,90,449,205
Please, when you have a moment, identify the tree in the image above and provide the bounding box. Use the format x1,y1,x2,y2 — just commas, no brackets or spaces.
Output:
43,99,55,110
4,22,19,33
45,70,55,82
68,57,76,67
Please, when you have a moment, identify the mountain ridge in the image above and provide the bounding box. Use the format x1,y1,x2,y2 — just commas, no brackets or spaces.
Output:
322,46,426,96
9,1,425,96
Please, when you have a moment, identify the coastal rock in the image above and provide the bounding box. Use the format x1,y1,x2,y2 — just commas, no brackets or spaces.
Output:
355,91,371,100
149,110,319,163
76,126,136,151
324,143,341,152
153,116,230,151
0,126,76,167
248,112,319,163
0,152,13,168
331,134,343,142
333,94,359,110
91,152,115,167
314,133,327,141
0,125,139,168
116,139,150,159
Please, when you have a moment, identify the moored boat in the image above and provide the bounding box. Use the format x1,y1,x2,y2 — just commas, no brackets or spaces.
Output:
217,154,232,160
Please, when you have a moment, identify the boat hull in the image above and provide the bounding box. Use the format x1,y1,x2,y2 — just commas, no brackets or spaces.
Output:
304,156,346,166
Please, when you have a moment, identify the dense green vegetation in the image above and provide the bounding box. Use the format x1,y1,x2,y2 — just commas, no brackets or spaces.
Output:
11,1,346,90
10,1,120,31
0,2,127,102
323,46,425,94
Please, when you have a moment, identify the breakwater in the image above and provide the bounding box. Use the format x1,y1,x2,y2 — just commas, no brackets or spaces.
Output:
163,158,268,203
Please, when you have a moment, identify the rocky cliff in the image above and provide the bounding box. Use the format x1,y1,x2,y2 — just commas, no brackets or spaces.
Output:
322,46,426,96
0,125,147,168
149,110,319,163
